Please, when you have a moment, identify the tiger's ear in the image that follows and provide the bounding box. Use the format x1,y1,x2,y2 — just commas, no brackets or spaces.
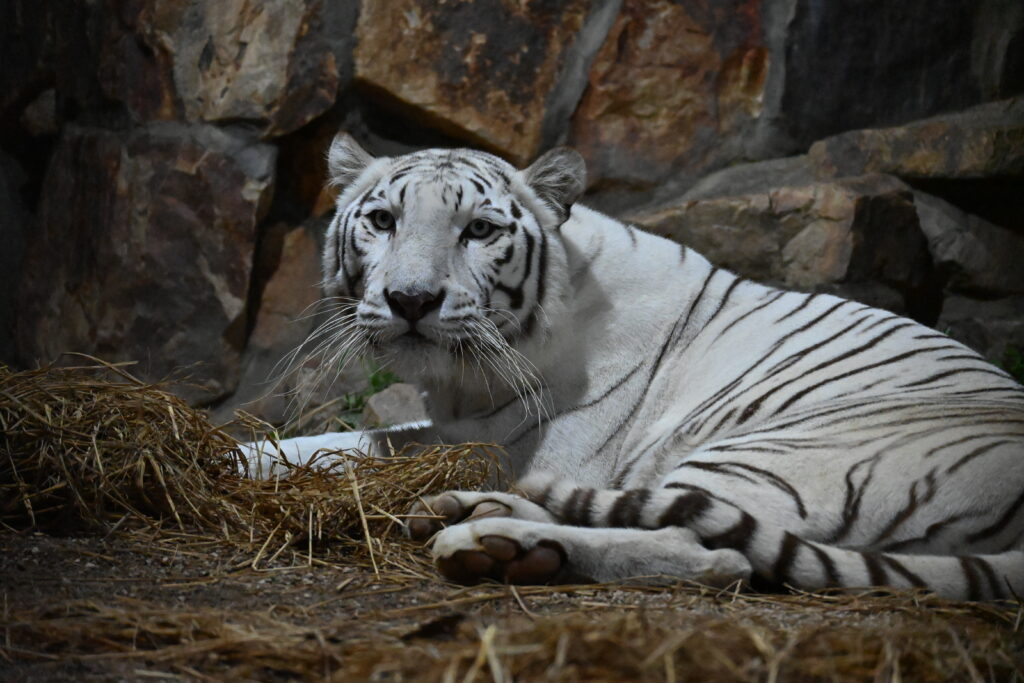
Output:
523,147,586,222
327,132,375,188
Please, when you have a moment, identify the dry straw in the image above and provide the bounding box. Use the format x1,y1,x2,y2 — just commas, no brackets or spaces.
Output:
0,359,502,572
2,360,1022,681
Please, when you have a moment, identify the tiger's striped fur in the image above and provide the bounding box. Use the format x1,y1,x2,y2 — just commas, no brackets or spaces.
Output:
240,135,1024,600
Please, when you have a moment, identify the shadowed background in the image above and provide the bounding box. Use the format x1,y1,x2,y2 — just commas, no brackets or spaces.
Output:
2,0,1022,429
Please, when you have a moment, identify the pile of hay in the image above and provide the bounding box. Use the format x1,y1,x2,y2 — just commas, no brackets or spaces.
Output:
0,361,501,570
1,362,1022,681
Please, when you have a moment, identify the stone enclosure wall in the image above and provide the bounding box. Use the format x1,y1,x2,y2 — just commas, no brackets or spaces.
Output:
2,0,1023,425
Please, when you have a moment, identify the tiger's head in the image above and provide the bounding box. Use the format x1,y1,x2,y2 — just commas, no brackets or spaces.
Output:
318,134,586,390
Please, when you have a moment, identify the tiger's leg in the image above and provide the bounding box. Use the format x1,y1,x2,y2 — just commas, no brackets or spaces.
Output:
431,518,751,586
407,491,556,542
517,473,1024,600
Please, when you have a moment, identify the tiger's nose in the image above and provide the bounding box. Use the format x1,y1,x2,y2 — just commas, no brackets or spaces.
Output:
385,288,445,323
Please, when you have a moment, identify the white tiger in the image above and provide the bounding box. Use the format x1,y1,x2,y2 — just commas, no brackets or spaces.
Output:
239,133,1024,600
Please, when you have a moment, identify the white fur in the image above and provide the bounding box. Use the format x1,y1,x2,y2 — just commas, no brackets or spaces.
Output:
241,140,1024,599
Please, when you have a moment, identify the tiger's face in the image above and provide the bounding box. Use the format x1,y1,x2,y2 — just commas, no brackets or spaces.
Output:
319,135,585,384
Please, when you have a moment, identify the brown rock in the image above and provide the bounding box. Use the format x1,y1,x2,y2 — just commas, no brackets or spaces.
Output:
571,0,767,188
362,383,428,428
353,0,618,165
249,226,323,352
17,123,275,404
939,295,1024,369
630,175,935,317
215,224,321,424
211,223,373,429
809,97,1024,180
99,0,343,137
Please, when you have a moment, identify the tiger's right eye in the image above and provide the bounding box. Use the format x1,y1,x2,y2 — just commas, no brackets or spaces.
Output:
369,209,395,231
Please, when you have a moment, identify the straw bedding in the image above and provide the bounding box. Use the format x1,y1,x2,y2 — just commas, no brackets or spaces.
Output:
1,362,1021,681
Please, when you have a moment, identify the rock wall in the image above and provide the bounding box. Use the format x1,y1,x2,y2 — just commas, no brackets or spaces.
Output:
3,0,1023,422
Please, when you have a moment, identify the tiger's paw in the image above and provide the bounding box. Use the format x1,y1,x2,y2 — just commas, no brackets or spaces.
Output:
406,491,554,542
432,520,566,585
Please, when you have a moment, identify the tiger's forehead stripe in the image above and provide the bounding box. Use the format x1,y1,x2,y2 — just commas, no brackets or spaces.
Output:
384,152,512,191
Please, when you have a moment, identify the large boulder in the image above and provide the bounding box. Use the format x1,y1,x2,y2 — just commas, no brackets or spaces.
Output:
17,123,275,404
777,0,1023,149
678,156,817,203
630,175,936,319
97,0,349,137
809,97,1024,181
571,0,769,190
569,0,1024,200
353,0,619,165
914,192,1024,297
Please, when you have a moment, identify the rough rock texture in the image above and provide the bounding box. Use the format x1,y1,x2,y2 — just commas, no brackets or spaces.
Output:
809,96,1024,235
778,0,1024,149
572,0,1024,199
939,295,1024,368
679,156,816,203
571,0,768,189
362,383,429,428
98,0,348,138
809,97,1024,181
354,0,619,165
17,123,275,404
631,175,935,318
914,192,1024,297
5,0,1024,419
210,223,362,427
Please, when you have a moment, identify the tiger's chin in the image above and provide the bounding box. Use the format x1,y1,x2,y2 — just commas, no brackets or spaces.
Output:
372,332,460,383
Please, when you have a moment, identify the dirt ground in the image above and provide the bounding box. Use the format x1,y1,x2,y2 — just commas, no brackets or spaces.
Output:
2,530,1022,682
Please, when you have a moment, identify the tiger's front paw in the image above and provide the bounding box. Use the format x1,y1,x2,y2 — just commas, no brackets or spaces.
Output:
432,521,566,585
406,491,555,542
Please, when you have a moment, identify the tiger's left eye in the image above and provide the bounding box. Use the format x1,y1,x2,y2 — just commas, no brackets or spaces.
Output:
463,219,498,240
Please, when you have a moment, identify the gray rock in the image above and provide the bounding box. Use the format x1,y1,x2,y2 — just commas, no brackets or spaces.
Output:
914,192,1024,296
809,96,1024,181
96,0,341,138
680,156,817,202
17,123,275,404
362,383,429,429
629,174,935,318
939,295,1024,371
777,0,1023,149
